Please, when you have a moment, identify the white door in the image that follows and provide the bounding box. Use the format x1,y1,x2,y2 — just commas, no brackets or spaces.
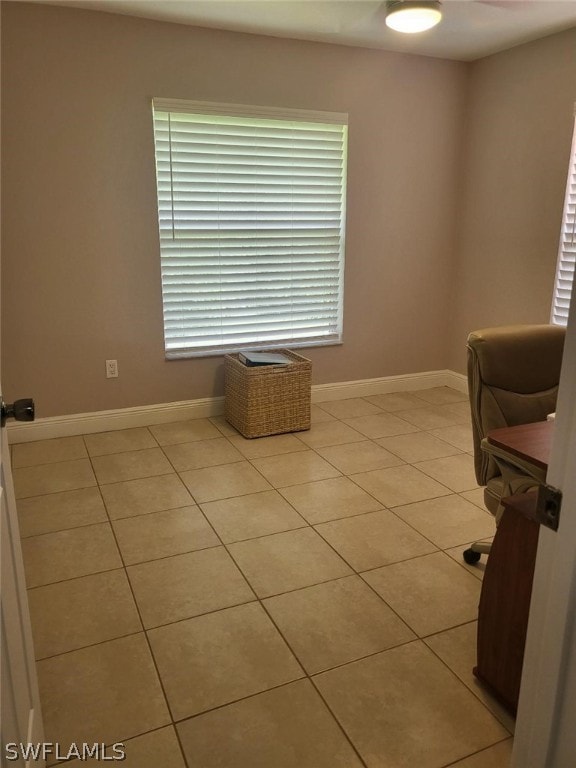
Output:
1,399,44,759
512,306,576,767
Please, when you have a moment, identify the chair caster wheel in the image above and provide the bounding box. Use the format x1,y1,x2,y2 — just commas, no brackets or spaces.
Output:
463,548,482,565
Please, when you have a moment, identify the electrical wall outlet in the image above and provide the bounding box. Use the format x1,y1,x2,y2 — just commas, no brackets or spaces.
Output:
106,359,119,378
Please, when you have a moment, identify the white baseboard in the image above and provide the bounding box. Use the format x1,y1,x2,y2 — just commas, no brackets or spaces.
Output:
311,369,467,402
7,369,468,443
7,397,225,444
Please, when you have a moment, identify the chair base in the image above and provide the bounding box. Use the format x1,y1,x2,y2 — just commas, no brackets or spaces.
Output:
463,541,491,564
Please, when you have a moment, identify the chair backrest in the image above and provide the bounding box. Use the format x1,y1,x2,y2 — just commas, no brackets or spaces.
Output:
467,324,565,487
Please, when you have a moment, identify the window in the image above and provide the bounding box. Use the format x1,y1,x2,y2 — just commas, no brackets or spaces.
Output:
152,99,348,357
551,112,576,327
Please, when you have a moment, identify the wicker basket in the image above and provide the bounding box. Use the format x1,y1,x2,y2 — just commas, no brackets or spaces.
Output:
224,349,312,438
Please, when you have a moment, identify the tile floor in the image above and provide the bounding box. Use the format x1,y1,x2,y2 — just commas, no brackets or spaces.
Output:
14,387,514,767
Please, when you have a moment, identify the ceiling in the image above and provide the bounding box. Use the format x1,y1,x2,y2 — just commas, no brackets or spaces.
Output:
33,0,576,61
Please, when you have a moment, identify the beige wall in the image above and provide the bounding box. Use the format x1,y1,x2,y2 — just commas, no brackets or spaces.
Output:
448,27,576,372
0,2,467,417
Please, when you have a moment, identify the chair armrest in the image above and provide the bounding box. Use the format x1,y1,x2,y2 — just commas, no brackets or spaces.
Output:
480,438,547,523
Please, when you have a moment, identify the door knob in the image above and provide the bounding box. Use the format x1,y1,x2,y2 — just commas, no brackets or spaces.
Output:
1,398,35,428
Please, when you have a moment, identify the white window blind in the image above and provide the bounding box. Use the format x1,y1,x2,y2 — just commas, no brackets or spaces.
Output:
551,113,576,327
152,99,348,357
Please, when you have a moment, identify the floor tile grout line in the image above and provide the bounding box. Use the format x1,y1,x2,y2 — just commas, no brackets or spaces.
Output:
47,724,188,768
306,674,371,768
210,520,312,546
19,516,112,539
308,433,438,524
439,736,513,768
309,636,513,745
15,474,168,502
308,434,467,521
22,426,485,595
203,451,369,609
359,545,471,577
242,448,342,487
304,519,442,635
18,423,397,470
304,504,434,579
312,502,443,553
357,550,484,641
142,455,374,766
198,495,311,542
20,408,453,487
91,469,178,491
84,444,193,768
16,429,472,495
312,396,385,418
180,487,374,768
344,467,451,512
299,433,369,450
18,485,487,546
376,438,465,464
20,517,115,542
12,453,90,471
96,467,176,486
106,501,200,523
165,671,368,768
420,618,483,642
34,627,145,663
16,439,179,472
25,563,124,591
422,639,515,735
40,729,152,767
36,558,478,641
23,417,482,594
25,534,483,599
11,396,464,458
157,434,232,449
204,443,484,704
116,541,225,569
258,430,485,641
383,495,494,574
81,423,162,456
165,454,247,474
144,597,260,634
27,564,126,591
174,473,372,765
300,634,420,678
35,597,261,661
384,503,475,557
171,678,311,723
255,605,372,768
15,481,99,503
25,525,478,598
423,426,473,452
108,501,206,525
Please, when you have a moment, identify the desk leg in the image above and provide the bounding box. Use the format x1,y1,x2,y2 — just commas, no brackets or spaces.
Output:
474,504,540,715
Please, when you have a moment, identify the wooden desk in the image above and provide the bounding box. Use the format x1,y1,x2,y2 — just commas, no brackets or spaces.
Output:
474,420,553,715
485,420,553,472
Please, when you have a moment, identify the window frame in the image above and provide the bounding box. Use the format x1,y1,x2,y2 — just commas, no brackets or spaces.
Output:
551,108,576,328
151,98,348,359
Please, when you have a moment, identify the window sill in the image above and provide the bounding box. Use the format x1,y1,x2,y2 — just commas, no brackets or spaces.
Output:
165,339,343,360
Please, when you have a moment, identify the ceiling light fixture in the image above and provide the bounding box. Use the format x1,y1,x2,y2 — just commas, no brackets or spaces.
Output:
385,1,443,34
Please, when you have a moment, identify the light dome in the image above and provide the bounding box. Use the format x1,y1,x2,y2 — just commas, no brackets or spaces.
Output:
385,1,442,34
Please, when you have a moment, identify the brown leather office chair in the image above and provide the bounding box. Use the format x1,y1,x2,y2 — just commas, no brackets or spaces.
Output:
463,324,565,564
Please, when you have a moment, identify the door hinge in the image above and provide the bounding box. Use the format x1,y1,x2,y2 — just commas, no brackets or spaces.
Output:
536,484,562,531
